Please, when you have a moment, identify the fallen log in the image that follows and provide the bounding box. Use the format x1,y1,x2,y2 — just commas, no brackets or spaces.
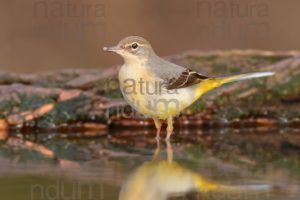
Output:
0,50,299,130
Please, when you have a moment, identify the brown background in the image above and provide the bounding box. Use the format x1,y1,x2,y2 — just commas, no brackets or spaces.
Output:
0,0,299,73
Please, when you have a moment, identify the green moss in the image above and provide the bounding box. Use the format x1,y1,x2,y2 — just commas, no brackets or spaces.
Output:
18,95,55,110
0,95,55,117
271,74,300,98
37,96,89,128
0,101,16,117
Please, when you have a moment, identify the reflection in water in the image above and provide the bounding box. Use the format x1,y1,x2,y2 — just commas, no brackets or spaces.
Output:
119,141,272,200
0,130,8,141
0,129,299,200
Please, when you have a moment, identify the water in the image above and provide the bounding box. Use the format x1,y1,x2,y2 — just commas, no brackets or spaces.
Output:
0,128,299,200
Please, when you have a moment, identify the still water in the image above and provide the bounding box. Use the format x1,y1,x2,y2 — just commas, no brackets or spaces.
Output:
0,128,299,200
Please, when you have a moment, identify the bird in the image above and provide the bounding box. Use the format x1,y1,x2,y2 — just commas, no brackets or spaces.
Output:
118,141,273,200
103,36,274,141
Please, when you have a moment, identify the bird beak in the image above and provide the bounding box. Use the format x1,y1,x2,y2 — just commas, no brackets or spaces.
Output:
103,46,122,52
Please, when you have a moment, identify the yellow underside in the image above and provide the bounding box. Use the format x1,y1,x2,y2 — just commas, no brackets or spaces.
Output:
124,78,225,119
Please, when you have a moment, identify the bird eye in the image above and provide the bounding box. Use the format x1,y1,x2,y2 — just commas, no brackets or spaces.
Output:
131,43,138,49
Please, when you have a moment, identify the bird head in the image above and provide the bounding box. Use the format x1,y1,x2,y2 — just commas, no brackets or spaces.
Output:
103,36,155,64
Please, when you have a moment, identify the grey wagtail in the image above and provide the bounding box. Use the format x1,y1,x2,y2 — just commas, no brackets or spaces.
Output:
103,36,274,141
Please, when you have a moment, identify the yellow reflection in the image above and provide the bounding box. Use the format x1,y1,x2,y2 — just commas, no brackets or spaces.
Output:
119,141,268,200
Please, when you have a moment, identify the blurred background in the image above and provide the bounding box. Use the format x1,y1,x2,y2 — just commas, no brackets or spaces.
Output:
1,2,300,200
1,0,300,73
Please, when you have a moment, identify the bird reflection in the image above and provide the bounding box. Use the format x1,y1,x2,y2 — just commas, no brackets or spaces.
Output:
118,141,252,200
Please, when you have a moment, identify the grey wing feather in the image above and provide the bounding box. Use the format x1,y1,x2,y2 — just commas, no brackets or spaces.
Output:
148,56,209,89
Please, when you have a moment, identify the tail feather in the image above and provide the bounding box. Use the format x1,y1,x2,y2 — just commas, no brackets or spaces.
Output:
196,177,273,194
219,72,275,85
195,71,274,98
217,184,273,192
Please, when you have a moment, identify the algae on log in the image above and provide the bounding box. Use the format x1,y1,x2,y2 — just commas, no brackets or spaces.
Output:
0,50,300,129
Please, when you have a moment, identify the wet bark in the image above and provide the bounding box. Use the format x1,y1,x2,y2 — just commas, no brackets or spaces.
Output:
0,50,300,130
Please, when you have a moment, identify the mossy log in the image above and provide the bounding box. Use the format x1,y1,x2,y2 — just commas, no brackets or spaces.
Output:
1,50,300,130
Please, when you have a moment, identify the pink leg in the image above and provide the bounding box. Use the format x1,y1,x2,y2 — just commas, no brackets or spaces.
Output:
165,117,174,141
153,118,161,140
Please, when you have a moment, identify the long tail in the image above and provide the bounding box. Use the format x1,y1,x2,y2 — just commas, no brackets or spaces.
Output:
218,72,275,85
196,177,273,194
196,72,275,97
216,184,273,193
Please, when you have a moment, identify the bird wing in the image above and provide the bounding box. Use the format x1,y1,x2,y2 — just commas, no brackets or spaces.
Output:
148,57,209,90
165,68,209,90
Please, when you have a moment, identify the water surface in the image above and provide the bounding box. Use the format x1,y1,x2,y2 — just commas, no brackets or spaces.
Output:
0,128,299,200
